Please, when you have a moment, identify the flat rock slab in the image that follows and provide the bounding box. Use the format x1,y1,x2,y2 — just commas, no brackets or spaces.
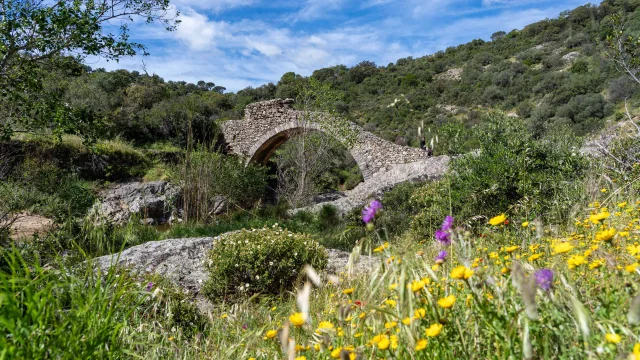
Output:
4,213,54,240
93,234,379,296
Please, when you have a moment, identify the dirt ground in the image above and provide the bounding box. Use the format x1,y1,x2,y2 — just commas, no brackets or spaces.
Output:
4,213,54,240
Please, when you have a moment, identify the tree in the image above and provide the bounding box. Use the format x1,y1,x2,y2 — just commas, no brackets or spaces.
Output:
0,0,179,140
606,14,640,85
491,31,506,41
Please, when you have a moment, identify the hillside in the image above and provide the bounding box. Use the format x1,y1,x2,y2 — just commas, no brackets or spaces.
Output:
7,1,637,157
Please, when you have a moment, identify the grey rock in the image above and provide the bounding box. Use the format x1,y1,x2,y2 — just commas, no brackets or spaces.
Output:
92,234,379,312
91,181,180,224
562,51,580,63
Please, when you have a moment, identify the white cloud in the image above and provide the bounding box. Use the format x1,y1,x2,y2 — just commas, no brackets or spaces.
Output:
174,9,221,50
172,0,254,12
246,39,282,57
295,0,344,21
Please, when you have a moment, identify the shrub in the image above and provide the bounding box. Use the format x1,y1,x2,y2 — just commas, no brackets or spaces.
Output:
202,227,328,301
317,204,340,228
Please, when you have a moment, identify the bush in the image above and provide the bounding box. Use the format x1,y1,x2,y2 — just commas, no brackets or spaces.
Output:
202,227,328,301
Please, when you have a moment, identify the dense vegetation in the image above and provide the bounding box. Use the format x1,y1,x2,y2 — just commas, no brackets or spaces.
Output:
2,0,640,359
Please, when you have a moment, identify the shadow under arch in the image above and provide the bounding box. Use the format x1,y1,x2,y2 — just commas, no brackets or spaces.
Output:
245,121,373,181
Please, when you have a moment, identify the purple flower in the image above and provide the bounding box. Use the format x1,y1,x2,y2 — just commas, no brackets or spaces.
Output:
435,250,448,264
434,229,451,245
146,282,154,291
534,269,553,292
362,200,382,224
441,216,454,231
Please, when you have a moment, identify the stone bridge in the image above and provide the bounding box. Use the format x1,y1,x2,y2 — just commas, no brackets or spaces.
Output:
220,99,430,181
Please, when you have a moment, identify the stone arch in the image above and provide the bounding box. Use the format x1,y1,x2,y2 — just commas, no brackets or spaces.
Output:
245,121,373,180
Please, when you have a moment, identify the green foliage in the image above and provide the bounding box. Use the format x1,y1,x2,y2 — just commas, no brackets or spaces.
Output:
172,150,268,223
411,113,587,237
202,227,328,301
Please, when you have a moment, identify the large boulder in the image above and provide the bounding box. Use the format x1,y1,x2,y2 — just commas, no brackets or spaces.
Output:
92,234,379,304
91,181,180,224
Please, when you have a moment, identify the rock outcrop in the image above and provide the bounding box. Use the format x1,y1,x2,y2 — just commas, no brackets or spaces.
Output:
92,234,380,312
91,181,180,224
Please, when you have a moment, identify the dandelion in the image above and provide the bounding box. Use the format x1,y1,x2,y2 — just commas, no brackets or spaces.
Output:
377,336,390,350
362,200,382,224
402,317,413,325
450,266,473,280
605,333,621,344
589,211,610,224
411,280,425,292
317,321,334,330
505,245,518,253
567,255,587,269
552,242,574,254
595,228,616,242
415,339,428,351
342,287,355,295
489,214,507,226
435,250,448,264
534,269,553,291
414,308,426,319
626,263,639,273
264,330,277,339
425,323,443,337
437,295,456,309
522,221,529,227
289,312,306,327
628,245,640,257
384,321,397,329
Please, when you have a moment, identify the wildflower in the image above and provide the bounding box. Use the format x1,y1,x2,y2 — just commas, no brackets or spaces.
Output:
264,329,277,339
567,255,587,269
434,229,451,245
528,253,543,262
330,348,342,358
435,250,448,264
146,282,154,291
414,308,426,319
522,221,529,227
590,211,610,224
589,259,605,269
601,188,607,193
377,336,390,350
450,266,473,280
425,323,443,337
441,215,454,231
489,214,507,226
595,228,617,242
411,280,425,292
505,245,518,253
295,356,307,360
390,335,399,349
628,245,640,257
362,200,382,224
317,321,334,330
618,202,628,208
384,299,396,306
552,242,574,254
289,312,306,327
605,333,621,344
489,252,499,259
626,263,639,273
437,295,456,309
402,317,413,325
384,321,397,329
415,339,428,351
342,287,355,295
388,283,398,291
373,242,389,253
534,269,553,292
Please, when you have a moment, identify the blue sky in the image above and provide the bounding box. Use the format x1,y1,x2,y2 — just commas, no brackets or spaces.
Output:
90,0,594,92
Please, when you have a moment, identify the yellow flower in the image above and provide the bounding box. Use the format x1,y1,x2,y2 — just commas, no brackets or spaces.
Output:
567,255,587,269
588,259,605,269
589,211,610,224
628,245,640,256
618,202,628,208
521,221,529,227
289,312,306,327
626,263,639,273
605,333,621,344
295,356,307,360
414,308,427,319
431,264,440,271
450,266,474,280
373,242,389,253
402,317,413,325
425,323,443,337
601,188,607,193
390,335,398,349
388,283,398,290
384,321,397,329
505,245,518,253
489,252,499,259
377,336,390,350
595,228,617,242
384,299,397,306
489,214,507,226
411,280,425,292
501,267,509,274
415,339,428,351
265,329,277,339
317,321,334,330
552,242,574,254
342,287,355,295
330,348,342,358
528,253,543,262
437,295,456,309
633,343,640,359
